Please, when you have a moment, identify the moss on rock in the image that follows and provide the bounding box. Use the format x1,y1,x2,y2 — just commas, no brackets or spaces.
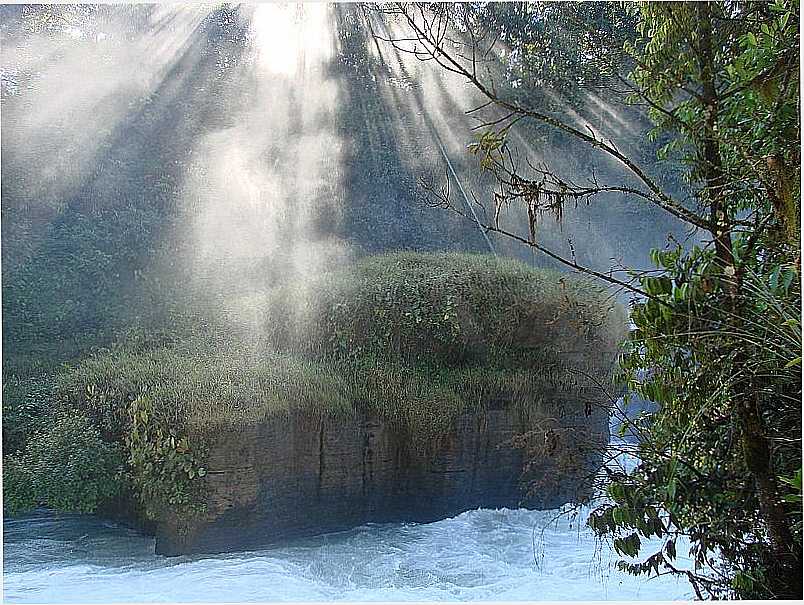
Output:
258,251,626,367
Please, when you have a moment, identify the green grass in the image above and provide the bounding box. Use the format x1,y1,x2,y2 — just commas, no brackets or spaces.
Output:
58,252,626,442
256,251,627,367
58,347,354,437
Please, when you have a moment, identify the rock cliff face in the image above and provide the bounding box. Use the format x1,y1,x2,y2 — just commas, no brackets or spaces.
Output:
155,391,608,556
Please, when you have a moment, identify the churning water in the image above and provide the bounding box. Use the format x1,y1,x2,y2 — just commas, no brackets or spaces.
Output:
3,504,692,602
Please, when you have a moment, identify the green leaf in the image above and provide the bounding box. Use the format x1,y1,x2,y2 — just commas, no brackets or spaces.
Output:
667,478,676,501
782,268,795,292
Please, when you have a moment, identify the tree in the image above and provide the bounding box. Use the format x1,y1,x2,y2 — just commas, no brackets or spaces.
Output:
372,1,801,598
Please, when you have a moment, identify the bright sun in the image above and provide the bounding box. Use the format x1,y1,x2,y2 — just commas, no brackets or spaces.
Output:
251,3,332,77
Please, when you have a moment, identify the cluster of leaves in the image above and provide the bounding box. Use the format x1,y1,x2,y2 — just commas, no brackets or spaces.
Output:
3,367,212,519
631,1,799,219
415,2,637,109
596,245,801,598
3,413,124,515
2,374,57,456
2,363,126,517
124,394,207,520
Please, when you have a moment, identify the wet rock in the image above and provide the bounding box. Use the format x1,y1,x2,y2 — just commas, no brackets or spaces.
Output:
154,394,608,556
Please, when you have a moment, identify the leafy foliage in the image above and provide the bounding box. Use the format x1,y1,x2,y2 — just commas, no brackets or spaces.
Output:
477,2,637,101
397,2,637,109
124,394,207,520
587,2,802,599
2,374,56,456
3,413,124,515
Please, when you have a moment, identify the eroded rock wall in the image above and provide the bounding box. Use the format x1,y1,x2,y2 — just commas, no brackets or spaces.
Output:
155,392,608,555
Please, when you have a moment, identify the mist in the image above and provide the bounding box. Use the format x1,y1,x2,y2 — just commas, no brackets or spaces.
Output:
1,3,685,350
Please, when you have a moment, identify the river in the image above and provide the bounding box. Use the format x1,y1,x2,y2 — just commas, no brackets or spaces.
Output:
3,502,692,602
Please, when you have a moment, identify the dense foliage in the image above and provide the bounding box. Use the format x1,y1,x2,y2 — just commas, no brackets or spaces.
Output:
454,2,638,106
260,252,625,367
3,413,123,515
591,2,801,598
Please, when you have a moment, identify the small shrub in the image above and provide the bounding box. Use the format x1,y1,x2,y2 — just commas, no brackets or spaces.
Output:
1,373,57,455
2,456,37,515
3,413,124,515
259,252,626,368
124,394,207,520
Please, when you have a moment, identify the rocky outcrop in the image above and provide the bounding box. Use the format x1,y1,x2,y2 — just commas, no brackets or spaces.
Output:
155,389,609,556
56,252,624,556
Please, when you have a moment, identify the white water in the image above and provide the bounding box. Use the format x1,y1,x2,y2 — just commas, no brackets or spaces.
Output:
3,503,693,602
